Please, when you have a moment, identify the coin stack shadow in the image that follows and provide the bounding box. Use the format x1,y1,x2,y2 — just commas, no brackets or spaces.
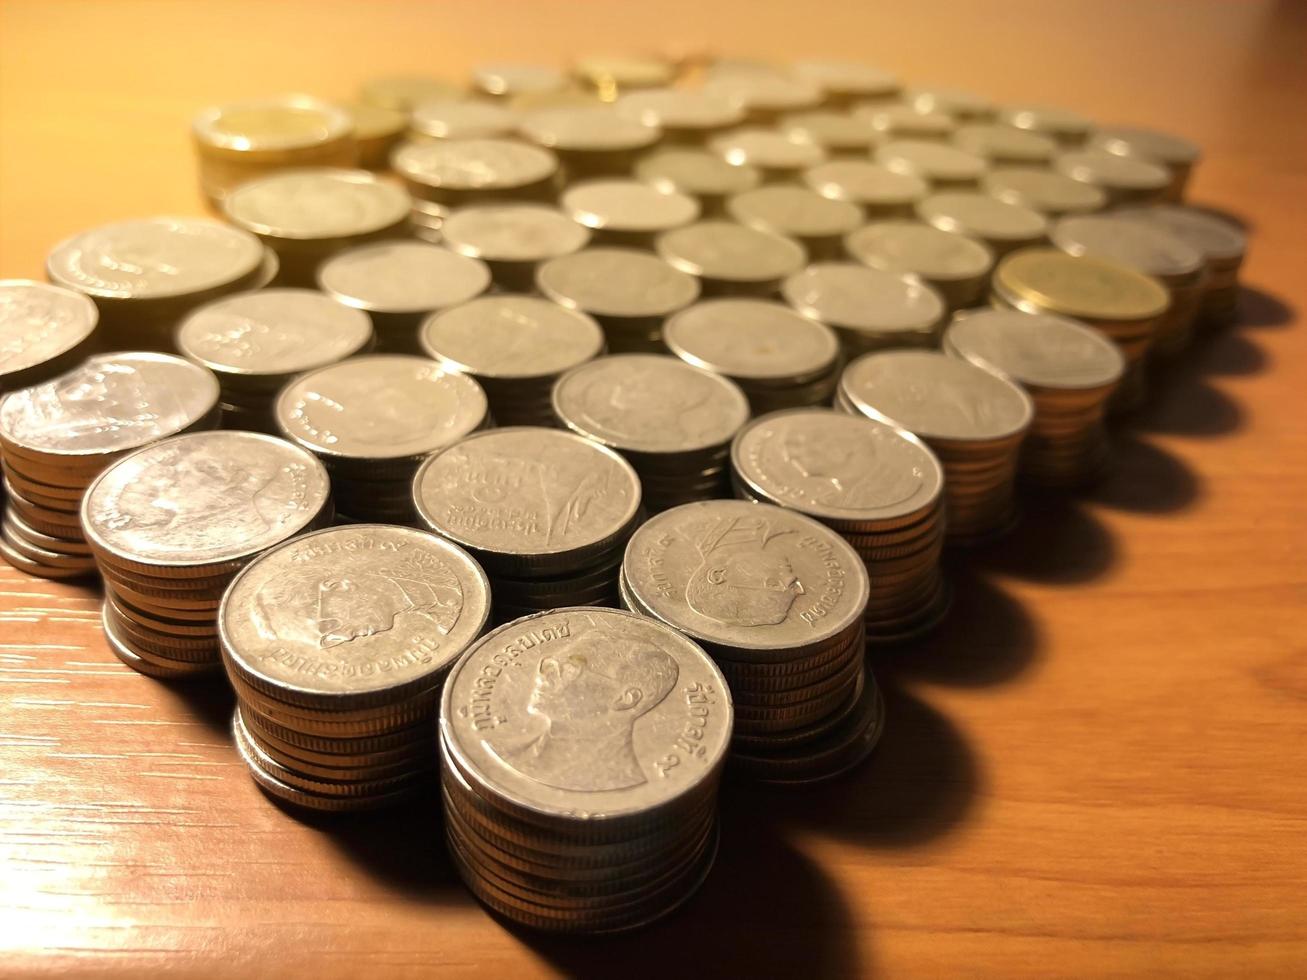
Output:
413,427,642,624
731,409,952,644
620,499,886,781
223,525,491,812
83,431,333,678
944,309,1126,488
438,608,732,932
0,353,221,580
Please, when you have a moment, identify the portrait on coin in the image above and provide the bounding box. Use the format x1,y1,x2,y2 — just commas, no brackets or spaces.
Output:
684,513,806,627
769,416,922,510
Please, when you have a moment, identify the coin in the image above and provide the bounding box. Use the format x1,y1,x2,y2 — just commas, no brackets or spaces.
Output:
908,87,995,122
952,124,1057,167
779,111,878,156
782,262,944,355
359,75,464,112
917,191,1048,257
803,160,928,217
573,55,675,97
876,139,988,188
518,106,661,176
708,128,826,177
844,221,994,311
999,104,1095,146
792,60,899,107
473,64,569,100
656,221,806,297
634,149,762,212
0,280,99,393
1054,149,1170,206
393,138,560,205
614,89,743,142
982,166,1108,217
1088,125,1200,201
704,74,823,121
343,102,407,170
561,179,700,246
725,186,861,260
410,100,519,141
857,104,955,141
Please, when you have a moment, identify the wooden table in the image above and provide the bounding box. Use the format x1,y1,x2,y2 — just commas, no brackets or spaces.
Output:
2,2,1305,976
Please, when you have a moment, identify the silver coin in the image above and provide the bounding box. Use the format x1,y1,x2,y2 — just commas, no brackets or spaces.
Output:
223,168,410,241
663,299,838,385
779,111,878,154
518,105,661,152
318,240,491,314
725,186,862,241
420,295,603,380
703,75,822,117
917,192,1048,245
845,221,993,285
708,128,826,171
1054,150,1170,199
1088,125,1200,168
803,161,927,210
392,138,559,198
410,100,519,140
0,281,98,392
1051,215,1203,282
945,308,1125,391
615,89,743,136
782,262,944,339
561,180,700,235
952,124,1056,166
857,105,955,140
656,221,806,286
999,104,1094,144
908,87,995,121
537,248,699,320
442,204,590,263
982,166,1107,216
1110,205,1246,268
875,140,988,185
634,150,762,199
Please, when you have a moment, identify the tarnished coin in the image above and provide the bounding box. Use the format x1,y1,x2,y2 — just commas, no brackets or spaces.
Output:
414,427,641,570
176,288,373,386
553,354,750,456
782,263,944,346
441,607,732,820
410,100,519,141
623,499,868,654
731,408,943,525
561,180,700,237
656,221,806,291
318,241,491,315
982,166,1107,217
420,295,604,380
359,76,464,112
663,299,838,385
222,169,410,241
839,350,1034,444
275,355,487,465
0,353,219,461
0,281,99,392
82,431,331,573
708,128,826,173
952,124,1056,166
945,308,1125,390
634,150,762,202
393,138,559,203
615,89,743,140
803,160,928,214
537,248,699,319
221,524,490,706
47,217,265,301
442,204,591,265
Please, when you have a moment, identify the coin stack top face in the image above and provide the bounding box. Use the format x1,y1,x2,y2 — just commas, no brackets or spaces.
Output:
945,308,1125,391
844,221,994,285
982,166,1108,216
0,352,220,461
345,101,407,168
47,217,266,302
635,150,763,200
441,204,591,264
656,221,807,289
0,281,99,393
623,498,868,653
413,426,642,566
472,63,569,99
1112,205,1246,269
793,60,899,104
875,140,989,186
537,247,700,319
615,88,744,138
410,100,520,141
518,106,662,153
802,161,928,212
193,95,355,157
663,299,838,385
839,349,1033,444
222,524,491,704
779,111,878,155
392,138,560,202
703,74,823,120
708,128,827,172
176,288,374,385
574,54,675,95
553,354,749,456
421,295,604,380
223,168,410,242
908,87,996,121
360,76,464,112
782,262,944,343
1054,149,1170,203
561,180,701,235
917,191,1048,247
732,407,944,526
441,606,732,821
999,104,1095,145
275,355,488,464
1051,215,1204,284
952,124,1057,166
858,104,956,141
993,248,1170,324
318,241,492,315
725,186,862,243
1089,125,1201,169
81,431,330,573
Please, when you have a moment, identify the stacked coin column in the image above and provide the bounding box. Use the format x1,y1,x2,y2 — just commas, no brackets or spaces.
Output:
844,221,995,314
439,608,732,932
621,500,886,781
731,409,951,644
223,526,490,812
413,428,643,623
782,263,946,357
82,432,333,678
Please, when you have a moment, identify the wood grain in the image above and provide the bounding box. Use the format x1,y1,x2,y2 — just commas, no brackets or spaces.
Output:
2,2,1305,976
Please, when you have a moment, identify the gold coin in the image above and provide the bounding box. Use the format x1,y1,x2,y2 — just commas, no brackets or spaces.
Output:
994,248,1169,322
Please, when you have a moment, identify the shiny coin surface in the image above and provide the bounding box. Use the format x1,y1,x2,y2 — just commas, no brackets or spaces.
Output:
779,111,878,154
803,161,927,213
420,295,603,380
876,139,988,185
725,186,861,243
704,74,822,118
537,248,699,319
410,101,519,141
917,192,1048,249
0,281,99,392
223,169,410,241
192,95,354,156
982,166,1108,216
442,203,590,267
561,180,700,235
656,221,806,289
952,124,1057,166
318,241,491,315
1054,149,1170,203
908,87,995,121
709,129,826,172
1051,215,1204,282
1111,205,1246,268
993,247,1170,323
858,105,955,140
615,89,743,137
518,106,661,152
845,221,993,287
782,263,944,344
635,150,762,200
663,299,838,385
945,308,1125,390
393,138,559,201
999,104,1094,145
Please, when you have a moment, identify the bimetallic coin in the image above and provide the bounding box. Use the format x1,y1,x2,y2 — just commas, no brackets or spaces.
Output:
0,281,99,392
222,169,410,241
420,295,604,380
663,300,838,385
317,241,491,315
537,248,699,320
945,308,1125,391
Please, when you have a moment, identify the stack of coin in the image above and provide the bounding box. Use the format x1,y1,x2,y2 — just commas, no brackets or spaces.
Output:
908,87,996,123
844,221,995,311
224,524,490,812
615,88,744,144
952,124,1057,167
1088,126,1201,201
537,247,699,352
1051,214,1206,357
191,95,358,207
439,606,732,932
561,179,700,248
441,203,590,291
82,431,333,678
856,104,956,142
875,139,989,190
317,241,491,352
176,289,373,432
518,105,661,178
46,217,276,350
708,128,827,181
344,102,407,170
392,139,561,231
837,351,1033,543
222,169,411,286
991,248,1170,413
1113,205,1247,328
657,221,807,298
0,353,219,579
793,60,900,109
780,110,878,159
621,498,884,781
0,281,99,395
999,104,1094,147
703,73,822,125
635,149,762,216
408,100,520,142
414,427,642,622
917,191,1049,259
944,308,1125,487
420,295,604,426
782,262,945,356
803,160,929,219
1054,149,1170,207
275,355,488,523
981,166,1108,218
725,185,862,261
360,75,464,112
552,354,749,513
663,299,841,415
730,408,949,642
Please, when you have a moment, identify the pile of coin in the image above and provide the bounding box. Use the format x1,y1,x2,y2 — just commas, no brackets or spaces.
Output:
413,427,642,622
46,217,276,350
82,431,333,677
176,289,374,432
663,299,841,414
552,354,749,513
621,499,885,780
0,280,99,396
944,308,1126,487
731,408,950,642
273,354,487,524
837,351,1033,543
991,247,1170,412
782,262,945,356
224,524,491,811
439,607,732,932
420,295,605,426
0,353,220,579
